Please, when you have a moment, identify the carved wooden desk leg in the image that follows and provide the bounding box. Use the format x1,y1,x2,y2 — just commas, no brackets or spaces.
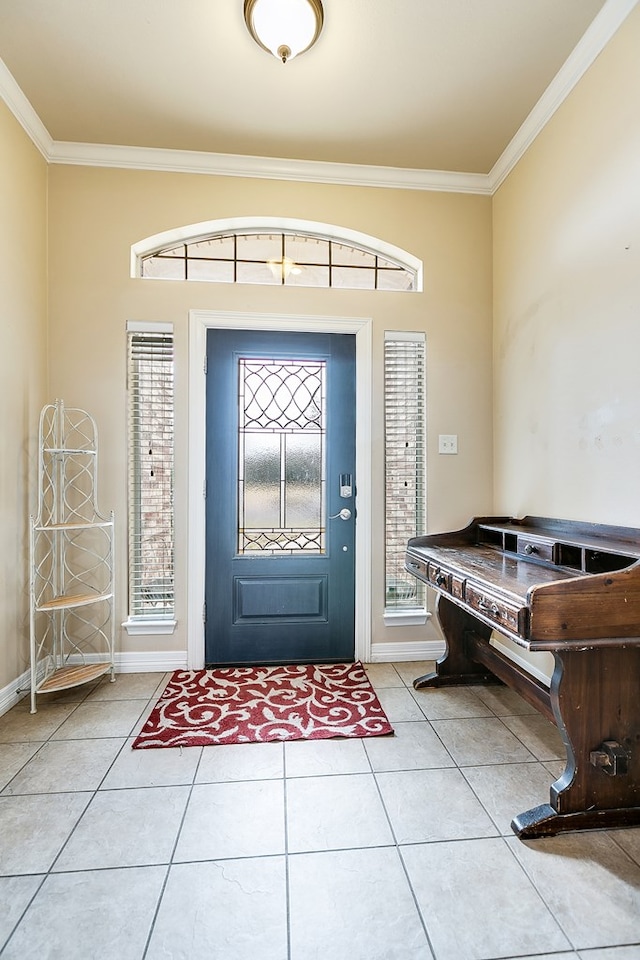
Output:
414,595,499,689
512,645,640,838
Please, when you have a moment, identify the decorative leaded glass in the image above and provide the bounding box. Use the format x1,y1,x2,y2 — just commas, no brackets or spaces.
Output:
238,358,326,554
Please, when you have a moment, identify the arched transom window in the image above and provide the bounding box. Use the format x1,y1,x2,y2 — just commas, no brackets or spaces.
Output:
133,219,421,293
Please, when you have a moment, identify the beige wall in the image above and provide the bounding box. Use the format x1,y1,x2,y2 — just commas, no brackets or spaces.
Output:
493,5,640,525
4,5,638,689
46,167,493,659
4,3,639,690
0,102,48,691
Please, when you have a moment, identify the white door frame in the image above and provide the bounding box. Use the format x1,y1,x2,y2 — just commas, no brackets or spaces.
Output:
187,310,372,669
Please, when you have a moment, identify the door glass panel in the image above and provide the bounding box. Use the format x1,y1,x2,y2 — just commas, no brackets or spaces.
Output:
238,357,325,554
242,433,280,529
285,433,322,527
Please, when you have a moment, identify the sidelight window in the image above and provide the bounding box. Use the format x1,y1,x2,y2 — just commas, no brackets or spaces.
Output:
126,322,175,628
384,332,426,612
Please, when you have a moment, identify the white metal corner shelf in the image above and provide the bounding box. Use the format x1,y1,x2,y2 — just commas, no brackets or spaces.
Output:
29,400,115,712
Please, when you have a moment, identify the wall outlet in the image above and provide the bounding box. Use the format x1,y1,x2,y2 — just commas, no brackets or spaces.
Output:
438,434,458,454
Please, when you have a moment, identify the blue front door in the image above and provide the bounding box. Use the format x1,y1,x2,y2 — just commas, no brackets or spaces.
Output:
205,328,356,665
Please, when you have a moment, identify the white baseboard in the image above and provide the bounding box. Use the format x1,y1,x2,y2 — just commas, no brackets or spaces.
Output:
369,640,445,663
114,650,188,673
1,644,445,717
0,650,188,719
0,668,31,717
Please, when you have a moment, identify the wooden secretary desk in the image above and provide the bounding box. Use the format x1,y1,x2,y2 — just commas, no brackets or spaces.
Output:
405,516,640,838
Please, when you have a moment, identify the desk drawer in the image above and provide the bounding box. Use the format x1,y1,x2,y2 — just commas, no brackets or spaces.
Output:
450,574,465,600
466,583,526,633
516,535,554,563
405,556,428,581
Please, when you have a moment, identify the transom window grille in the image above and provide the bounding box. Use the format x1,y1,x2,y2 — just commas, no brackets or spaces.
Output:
238,357,326,554
384,333,426,610
127,325,175,619
140,231,416,292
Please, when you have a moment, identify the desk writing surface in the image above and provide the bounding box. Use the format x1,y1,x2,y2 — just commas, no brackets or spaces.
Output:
407,543,578,602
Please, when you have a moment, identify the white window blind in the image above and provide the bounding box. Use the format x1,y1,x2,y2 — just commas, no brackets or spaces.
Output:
127,326,175,620
384,333,426,610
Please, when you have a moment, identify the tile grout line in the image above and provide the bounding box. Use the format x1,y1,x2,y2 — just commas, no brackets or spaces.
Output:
140,711,208,960
0,686,153,959
499,835,578,954
0,874,48,956
371,668,578,959
2,669,640,958
0,683,175,960
33,694,155,872
368,747,438,959
282,740,293,960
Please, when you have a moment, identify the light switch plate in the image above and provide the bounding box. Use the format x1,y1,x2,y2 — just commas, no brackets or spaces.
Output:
438,434,458,454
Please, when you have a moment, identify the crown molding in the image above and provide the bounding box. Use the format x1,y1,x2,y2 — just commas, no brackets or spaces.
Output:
0,56,52,157
47,140,491,195
488,0,639,192
2,0,637,196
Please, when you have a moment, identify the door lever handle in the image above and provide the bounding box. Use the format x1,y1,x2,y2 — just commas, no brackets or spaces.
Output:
329,508,352,521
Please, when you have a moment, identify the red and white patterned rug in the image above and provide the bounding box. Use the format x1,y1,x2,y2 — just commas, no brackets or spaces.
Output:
132,662,393,748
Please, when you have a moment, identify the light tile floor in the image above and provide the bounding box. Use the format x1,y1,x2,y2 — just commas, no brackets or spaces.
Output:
1,662,640,960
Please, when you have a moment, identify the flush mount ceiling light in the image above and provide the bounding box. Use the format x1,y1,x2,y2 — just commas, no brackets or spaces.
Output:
244,0,324,64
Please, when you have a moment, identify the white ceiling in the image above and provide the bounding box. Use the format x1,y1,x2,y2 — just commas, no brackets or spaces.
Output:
0,0,623,179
